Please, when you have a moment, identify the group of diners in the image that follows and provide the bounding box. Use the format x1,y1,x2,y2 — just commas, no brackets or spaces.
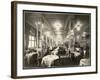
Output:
24,42,90,68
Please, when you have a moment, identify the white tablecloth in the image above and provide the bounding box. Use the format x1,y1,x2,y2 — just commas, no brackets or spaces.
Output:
72,51,80,57
41,55,59,67
24,52,37,64
80,58,90,66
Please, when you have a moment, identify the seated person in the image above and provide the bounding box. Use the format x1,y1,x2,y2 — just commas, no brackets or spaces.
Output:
43,47,51,56
58,46,66,56
83,43,90,58
70,42,82,65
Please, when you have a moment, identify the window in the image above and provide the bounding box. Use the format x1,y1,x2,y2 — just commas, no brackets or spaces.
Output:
28,35,36,48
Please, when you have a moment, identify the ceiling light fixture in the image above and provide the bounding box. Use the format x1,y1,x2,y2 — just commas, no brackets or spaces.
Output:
54,21,62,31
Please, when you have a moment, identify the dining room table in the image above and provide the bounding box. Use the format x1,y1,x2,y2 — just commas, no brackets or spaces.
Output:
24,52,38,65
41,54,59,67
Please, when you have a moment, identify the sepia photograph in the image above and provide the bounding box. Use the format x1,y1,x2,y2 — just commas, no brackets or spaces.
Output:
11,1,97,78
23,11,91,69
